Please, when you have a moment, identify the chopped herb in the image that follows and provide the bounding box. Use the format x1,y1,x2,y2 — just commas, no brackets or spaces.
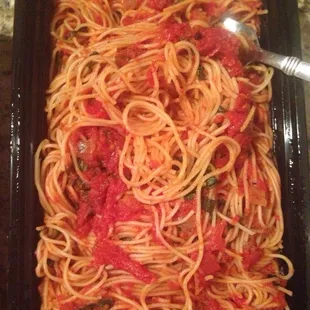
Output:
218,106,227,113
202,199,216,213
66,26,88,40
194,31,202,40
86,61,96,70
197,64,206,80
47,258,54,267
97,298,115,308
78,159,88,171
184,192,195,200
119,237,132,241
206,166,212,173
66,30,78,40
48,228,60,239
206,176,217,188
90,51,99,56
75,179,90,191
79,298,115,310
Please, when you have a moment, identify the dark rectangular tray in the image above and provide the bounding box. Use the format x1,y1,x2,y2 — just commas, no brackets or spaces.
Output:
8,0,310,309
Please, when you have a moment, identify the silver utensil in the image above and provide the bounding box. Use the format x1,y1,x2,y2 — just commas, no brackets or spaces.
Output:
222,17,310,82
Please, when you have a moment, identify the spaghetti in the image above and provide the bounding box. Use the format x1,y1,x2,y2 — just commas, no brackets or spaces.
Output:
35,1,294,309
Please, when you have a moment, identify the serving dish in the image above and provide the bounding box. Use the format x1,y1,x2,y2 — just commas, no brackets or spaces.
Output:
8,0,310,309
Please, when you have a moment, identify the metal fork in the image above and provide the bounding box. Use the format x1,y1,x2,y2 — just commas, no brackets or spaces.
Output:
222,18,310,82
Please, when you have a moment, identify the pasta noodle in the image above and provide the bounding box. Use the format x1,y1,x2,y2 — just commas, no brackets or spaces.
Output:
35,1,294,309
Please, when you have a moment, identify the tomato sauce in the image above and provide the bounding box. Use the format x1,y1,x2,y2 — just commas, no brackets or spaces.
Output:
148,0,172,11
196,27,243,77
93,239,156,283
161,21,193,42
202,2,224,17
198,251,221,275
70,126,125,173
242,243,264,270
84,99,109,119
206,221,227,252
232,295,246,308
115,44,143,67
214,144,230,169
192,290,222,310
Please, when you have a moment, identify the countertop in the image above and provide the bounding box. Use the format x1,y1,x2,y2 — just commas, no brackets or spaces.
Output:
0,4,309,310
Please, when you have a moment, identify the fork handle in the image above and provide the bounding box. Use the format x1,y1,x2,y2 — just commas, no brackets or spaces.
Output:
259,50,310,82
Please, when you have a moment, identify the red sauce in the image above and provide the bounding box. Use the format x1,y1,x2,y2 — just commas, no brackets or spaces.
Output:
60,302,77,310
149,160,161,169
214,144,230,168
202,2,224,17
93,195,148,238
206,221,227,252
193,290,222,310
84,99,109,119
146,64,179,98
199,251,221,275
238,81,253,95
70,126,124,173
273,292,287,309
213,114,225,125
146,65,156,87
175,197,196,219
115,44,143,67
76,175,127,238
196,27,243,76
161,21,193,42
88,173,110,214
242,243,264,270
220,55,243,76
93,239,156,283
148,0,172,11
226,110,248,137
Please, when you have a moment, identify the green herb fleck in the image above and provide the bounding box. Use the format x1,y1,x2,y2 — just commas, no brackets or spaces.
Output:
202,199,216,213
197,64,206,80
86,61,96,70
75,179,90,191
66,30,78,40
97,298,115,308
48,228,60,239
47,258,54,267
206,176,217,188
184,192,195,200
66,26,88,40
79,298,115,310
78,159,88,172
90,51,99,56
218,106,227,113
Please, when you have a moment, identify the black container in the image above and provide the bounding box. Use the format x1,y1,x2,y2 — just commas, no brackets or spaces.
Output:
8,0,310,309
